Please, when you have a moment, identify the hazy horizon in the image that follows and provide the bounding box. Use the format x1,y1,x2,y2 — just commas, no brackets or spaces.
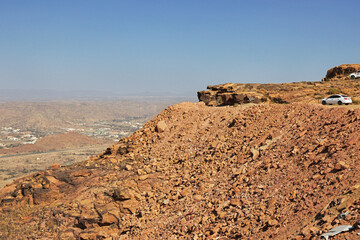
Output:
0,89,198,102
1,1,359,96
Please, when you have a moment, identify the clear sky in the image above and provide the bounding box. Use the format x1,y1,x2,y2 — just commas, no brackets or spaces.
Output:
0,0,359,96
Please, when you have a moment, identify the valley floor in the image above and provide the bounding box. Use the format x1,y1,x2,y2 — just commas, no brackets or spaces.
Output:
0,145,110,188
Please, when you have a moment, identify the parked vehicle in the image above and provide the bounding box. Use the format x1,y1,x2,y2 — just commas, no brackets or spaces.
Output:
321,95,352,105
349,70,360,79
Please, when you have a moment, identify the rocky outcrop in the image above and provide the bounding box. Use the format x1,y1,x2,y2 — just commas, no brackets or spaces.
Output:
1,102,360,239
324,64,360,80
198,64,360,106
197,83,264,106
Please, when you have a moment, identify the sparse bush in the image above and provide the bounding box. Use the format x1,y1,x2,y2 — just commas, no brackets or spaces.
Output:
352,99,359,105
233,103,239,107
327,88,341,95
271,97,289,104
0,205,42,238
216,97,222,106
261,97,268,102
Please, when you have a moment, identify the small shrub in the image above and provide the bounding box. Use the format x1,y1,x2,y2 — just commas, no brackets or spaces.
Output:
216,97,222,106
327,88,341,95
261,97,268,102
233,103,239,107
271,97,289,104
0,205,42,238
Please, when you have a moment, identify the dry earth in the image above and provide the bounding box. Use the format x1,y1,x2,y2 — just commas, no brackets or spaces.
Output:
1,102,360,239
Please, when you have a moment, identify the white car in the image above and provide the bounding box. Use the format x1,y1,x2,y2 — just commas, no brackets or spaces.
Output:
321,95,352,105
349,70,360,79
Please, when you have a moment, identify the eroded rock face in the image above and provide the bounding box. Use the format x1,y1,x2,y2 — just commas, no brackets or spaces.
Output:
1,102,360,239
197,83,264,106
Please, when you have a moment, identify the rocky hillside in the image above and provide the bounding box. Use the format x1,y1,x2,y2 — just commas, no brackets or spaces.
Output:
1,102,360,239
198,64,360,106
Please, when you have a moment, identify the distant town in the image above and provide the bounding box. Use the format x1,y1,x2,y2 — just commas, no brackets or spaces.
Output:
0,118,145,149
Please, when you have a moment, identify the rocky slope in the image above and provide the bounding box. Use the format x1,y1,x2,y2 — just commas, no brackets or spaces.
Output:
198,64,360,106
0,102,360,239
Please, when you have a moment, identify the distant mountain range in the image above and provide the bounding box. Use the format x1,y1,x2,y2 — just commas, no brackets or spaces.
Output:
0,100,185,132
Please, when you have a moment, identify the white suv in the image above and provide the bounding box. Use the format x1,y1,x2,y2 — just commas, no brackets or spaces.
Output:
349,70,360,79
321,95,352,105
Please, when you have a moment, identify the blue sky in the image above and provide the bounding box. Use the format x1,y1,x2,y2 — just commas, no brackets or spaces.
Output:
0,0,359,96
